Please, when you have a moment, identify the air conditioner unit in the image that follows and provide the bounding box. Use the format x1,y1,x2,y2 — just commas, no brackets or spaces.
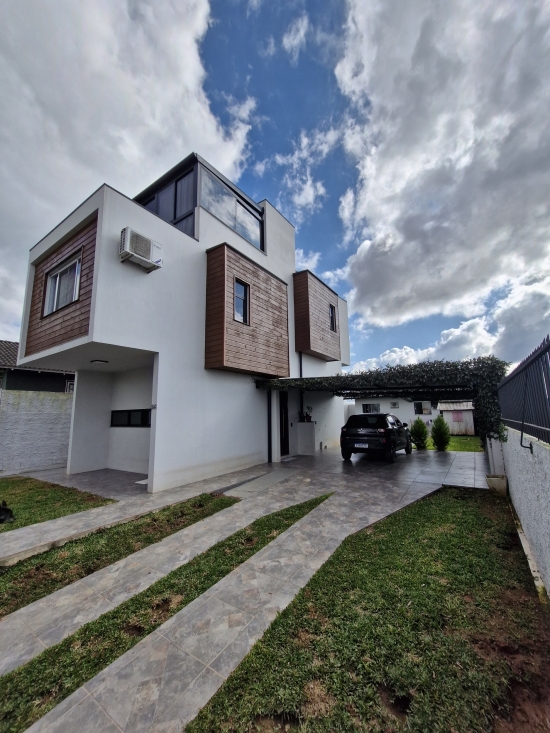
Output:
120,228,163,271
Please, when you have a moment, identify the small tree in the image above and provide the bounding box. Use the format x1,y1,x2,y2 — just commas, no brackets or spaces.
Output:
431,415,451,451
410,417,429,450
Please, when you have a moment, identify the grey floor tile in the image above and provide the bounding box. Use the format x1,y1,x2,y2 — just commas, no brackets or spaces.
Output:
0,616,46,677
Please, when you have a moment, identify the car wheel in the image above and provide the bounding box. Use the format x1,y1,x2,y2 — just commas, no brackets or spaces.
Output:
341,449,352,461
405,440,412,455
385,444,396,463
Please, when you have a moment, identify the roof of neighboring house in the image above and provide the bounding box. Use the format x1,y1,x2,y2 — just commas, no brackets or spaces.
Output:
0,340,19,368
438,401,474,411
0,340,74,374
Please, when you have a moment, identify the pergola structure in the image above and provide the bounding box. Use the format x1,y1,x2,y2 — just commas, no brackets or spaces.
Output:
256,356,509,443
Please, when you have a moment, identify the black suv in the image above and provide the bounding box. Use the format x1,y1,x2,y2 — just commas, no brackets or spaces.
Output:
340,413,413,463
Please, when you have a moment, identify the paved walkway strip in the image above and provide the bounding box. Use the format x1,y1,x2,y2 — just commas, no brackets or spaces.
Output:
0,465,277,567
0,471,304,677
24,478,439,733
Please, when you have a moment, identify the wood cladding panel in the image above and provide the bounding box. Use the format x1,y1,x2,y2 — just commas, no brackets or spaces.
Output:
205,243,289,377
25,216,97,356
293,270,341,361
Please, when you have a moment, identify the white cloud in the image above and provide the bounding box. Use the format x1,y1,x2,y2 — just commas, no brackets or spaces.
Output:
282,15,309,64
321,266,348,290
0,0,255,342
295,248,321,272
333,0,550,347
260,36,276,58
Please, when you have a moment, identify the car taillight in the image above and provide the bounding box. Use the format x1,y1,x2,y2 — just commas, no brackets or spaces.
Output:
341,427,347,432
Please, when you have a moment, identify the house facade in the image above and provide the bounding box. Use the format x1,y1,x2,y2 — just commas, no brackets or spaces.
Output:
353,397,475,435
17,153,350,492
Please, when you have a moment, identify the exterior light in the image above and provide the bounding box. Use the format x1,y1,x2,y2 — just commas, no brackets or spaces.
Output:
90,359,109,364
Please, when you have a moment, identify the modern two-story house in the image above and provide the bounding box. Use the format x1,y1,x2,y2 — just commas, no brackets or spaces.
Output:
17,153,350,493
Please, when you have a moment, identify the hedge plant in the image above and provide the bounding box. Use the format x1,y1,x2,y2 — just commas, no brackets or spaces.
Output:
431,415,451,451
410,417,429,450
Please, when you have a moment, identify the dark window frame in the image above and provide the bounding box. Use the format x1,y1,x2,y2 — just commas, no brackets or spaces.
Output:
362,403,381,414
329,304,337,332
141,165,197,239
234,277,250,325
110,409,152,428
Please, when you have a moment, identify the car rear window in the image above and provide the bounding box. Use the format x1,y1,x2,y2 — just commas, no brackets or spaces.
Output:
346,415,387,428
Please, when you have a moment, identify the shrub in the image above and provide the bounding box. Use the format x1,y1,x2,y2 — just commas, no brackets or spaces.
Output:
431,415,451,451
410,417,429,450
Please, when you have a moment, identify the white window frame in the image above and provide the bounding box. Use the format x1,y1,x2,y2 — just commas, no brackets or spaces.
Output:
362,403,381,414
44,255,81,316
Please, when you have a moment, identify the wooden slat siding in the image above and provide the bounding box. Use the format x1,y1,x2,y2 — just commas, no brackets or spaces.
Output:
205,245,226,369
204,243,289,378
25,217,97,356
293,271,341,361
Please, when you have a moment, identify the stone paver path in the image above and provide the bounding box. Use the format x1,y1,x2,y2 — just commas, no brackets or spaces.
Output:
0,470,315,677
20,449,484,733
0,465,279,567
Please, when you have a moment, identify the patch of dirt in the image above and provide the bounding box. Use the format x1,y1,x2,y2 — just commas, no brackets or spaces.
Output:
149,594,184,623
479,499,507,522
242,535,258,547
294,629,316,648
301,680,336,718
378,685,412,723
495,531,521,552
253,713,300,731
123,623,145,637
456,586,550,732
307,605,330,629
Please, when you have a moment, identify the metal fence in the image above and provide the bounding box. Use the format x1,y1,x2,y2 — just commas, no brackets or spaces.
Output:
497,335,550,446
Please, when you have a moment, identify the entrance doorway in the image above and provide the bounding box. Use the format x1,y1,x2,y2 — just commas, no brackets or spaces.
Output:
279,391,289,456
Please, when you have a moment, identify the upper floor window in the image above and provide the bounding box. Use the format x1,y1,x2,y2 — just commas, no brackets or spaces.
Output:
143,168,196,237
44,256,81,316
200,168,263,251
329,304,337,332
362,403,380,414
234,279,249,324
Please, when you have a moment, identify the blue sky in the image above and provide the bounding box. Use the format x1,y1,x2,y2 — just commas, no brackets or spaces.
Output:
1,0,549,369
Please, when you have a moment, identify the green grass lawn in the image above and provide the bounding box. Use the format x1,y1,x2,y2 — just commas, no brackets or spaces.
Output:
0,475,113,533
0,492,238,618
0,494,330,733
419,435,484,452
188,488,549,733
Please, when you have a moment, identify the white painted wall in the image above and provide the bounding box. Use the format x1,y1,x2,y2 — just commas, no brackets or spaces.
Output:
0,390,72,474
67,371,113,474
107,367,153,474
354,397,433,427
502,428,550,592
338,298,350,367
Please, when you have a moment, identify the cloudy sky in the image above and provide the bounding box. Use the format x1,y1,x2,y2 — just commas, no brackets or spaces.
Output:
1,0,549,370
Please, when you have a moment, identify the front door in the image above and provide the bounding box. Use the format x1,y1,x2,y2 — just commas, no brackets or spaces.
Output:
279,392,289,456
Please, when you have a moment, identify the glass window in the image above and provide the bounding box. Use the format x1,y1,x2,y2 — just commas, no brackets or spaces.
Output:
414,401,432,415
201,169,236,229
176,171,194,219
235,202,262,249
347,414,386,428
175,215,194,237
144,198,156,213
200,168,263,250
44,256,81,316
329,304,337,332
156,182,175,222
234,279,249,324
111,409,151,427
362,403,380,414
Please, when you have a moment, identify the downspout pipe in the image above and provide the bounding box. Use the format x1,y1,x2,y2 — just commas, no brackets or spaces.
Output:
267,389,272,463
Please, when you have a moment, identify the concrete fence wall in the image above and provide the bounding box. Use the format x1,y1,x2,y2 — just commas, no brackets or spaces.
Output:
0,389,73,475
499,428,550,592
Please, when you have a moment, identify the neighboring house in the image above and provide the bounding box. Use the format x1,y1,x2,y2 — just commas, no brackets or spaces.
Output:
438,401,475,435
354,397,437,429
17,153,350,493
353,397,476,435
0,340,74,475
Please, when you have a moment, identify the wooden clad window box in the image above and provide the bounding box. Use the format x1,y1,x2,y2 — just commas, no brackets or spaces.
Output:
293,270,341,361
205,243,289,377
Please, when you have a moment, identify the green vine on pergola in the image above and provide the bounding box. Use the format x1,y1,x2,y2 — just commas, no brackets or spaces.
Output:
256,356,509,444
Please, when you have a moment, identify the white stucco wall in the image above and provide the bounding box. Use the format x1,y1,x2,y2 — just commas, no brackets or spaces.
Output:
354,397,434,428
0,389,72,474
68,371,113,474
107,367,153,474
502,428,550,592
